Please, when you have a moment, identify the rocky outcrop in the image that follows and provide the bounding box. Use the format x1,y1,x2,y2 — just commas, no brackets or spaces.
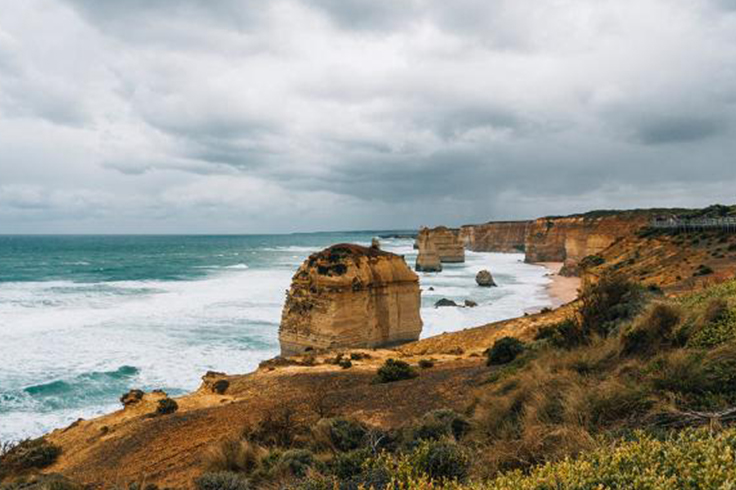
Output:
476,270,496,287
524,213,650,273
460,221,531,252
415,229,442,272
416,227,465,265
279,244,422,356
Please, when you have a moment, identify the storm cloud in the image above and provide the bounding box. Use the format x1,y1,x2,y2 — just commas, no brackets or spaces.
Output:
1,0,735,233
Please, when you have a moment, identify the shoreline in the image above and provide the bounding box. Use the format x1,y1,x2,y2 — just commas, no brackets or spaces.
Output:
539,262,581,307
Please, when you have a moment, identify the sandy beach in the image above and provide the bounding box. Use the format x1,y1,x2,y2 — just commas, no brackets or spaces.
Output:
540,262,581,307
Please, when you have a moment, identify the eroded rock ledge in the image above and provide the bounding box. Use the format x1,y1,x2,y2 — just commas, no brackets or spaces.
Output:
279,244,423,356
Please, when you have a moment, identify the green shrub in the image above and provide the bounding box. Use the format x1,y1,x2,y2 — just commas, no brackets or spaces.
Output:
406,409,471,445
156,398,178,415
486,337,525,365
0,437,61,473
694,264,714,276
486,428,736,489
579,254,605,269
194,471,251,490
577,274,644,337
687,298,736,348
276,449,316,478
418,359,435,369
330,448,373,479
534,319,585,349
312,417,366,452
409,441,470,482
338,358,353,369
374,359,417,383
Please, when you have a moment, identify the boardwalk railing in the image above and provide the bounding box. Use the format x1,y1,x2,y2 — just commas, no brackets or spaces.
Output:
650,217,736,232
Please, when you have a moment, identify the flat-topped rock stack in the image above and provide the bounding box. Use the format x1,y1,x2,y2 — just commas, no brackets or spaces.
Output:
279,244,423,356
415,227,465,272
415,230,442,272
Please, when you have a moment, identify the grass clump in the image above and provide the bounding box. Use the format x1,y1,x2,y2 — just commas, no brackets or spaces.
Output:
621,302,683,356
486,337,525,366
194,472,251,490
374,359,417,384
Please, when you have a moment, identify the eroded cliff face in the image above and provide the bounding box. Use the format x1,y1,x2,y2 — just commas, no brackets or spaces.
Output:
525,214,650,270
279,244,422,356
459,221,531,252
415,230,442,272
416,226,465,263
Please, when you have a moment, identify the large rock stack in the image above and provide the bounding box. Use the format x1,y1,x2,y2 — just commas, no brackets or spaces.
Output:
415,227,465,272
279,244,423,356
415,229,442,272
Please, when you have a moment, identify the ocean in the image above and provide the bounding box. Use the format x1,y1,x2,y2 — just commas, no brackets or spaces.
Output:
0,233,552,442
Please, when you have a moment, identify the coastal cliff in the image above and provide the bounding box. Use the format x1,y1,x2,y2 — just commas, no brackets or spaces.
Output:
525,213,650,272
279,244,422,355
459,221,531,252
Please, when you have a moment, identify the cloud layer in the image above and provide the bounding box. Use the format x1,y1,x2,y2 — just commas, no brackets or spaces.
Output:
1,0,735,233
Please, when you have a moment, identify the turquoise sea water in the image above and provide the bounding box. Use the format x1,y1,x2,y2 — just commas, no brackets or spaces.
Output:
0,233,552,441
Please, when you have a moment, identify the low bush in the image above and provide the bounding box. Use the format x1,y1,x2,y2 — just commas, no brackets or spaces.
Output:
194,471,251,490
418,359,435,369
694,264,714,276
275,449,317,478
244,405,302,447
374,359,417,383
156,398,178,415
338,358,352,369
311,417,366,452
486,337,525,365
405,410,471,445
534,319,585,349
408,441,471,482
330,448,372,479
0,437,61,474
486,428,736,490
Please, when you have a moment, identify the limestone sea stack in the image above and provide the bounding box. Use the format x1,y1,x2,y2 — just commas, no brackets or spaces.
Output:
429,226,465,263
415,229,442,272
279,244,423,356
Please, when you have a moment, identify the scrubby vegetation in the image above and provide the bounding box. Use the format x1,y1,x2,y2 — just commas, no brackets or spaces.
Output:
374,359,417,383
181,276,736,489
485,337,524,365
0,438,61,478
155,397,178,415
483,428,736,490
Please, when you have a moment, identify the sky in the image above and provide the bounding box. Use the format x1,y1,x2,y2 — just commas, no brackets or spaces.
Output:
0,0,735,234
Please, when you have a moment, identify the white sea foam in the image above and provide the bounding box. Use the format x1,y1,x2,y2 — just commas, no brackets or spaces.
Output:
0,240,551,441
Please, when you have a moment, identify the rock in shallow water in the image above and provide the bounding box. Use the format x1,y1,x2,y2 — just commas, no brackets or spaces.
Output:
476,269,497,287
435,298,459,307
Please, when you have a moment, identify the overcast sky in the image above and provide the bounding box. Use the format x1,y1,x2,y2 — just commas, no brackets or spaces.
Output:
0,0,735,233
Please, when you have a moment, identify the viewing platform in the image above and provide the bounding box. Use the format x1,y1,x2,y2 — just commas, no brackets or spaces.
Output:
650,217,736,232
